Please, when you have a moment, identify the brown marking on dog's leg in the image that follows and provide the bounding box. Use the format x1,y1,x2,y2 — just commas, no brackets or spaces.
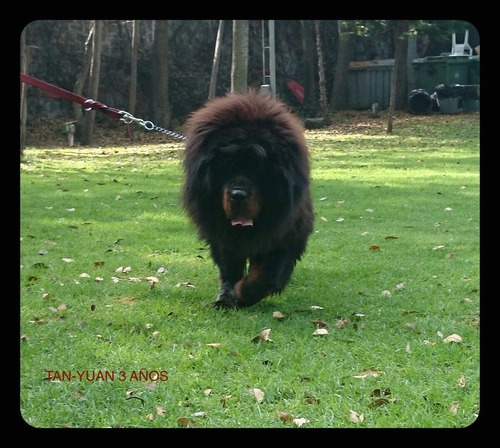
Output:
234,262,272,307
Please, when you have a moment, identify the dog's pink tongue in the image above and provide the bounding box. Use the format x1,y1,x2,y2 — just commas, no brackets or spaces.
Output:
231,218,253,226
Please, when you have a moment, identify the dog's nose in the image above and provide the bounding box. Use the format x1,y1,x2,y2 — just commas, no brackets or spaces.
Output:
230,189,248,202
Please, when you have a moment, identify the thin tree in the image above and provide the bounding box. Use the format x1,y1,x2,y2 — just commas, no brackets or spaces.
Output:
20,29,32,153
73,21,94,123
231,20,249,94
387,20,410,134
151,20,171,128
314,20,329,123
209,20,225,100
129,20,140,115
331,20,355,110
301,20,317,116
81,20,103,146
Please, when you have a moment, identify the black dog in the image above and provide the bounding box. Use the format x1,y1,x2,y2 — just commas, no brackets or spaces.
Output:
182,92,314,308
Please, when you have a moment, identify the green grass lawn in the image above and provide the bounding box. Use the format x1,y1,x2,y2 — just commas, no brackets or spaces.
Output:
20,112,479,428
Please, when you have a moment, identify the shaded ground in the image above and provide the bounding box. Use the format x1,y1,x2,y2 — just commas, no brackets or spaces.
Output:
22,110,479,149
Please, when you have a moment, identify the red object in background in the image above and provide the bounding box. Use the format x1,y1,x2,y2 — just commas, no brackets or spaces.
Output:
287,81,304,105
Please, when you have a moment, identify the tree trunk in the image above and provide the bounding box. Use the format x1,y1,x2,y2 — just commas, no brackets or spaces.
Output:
331,20,354,110
73,21,93,123
314,20,329,123
20,29,31,154
209,20,225,100
231,20,249,94
387,20,410,134
81,20,103,146
301,20,317,116
394,21,409,110
129,20,140,115
151,20,171,128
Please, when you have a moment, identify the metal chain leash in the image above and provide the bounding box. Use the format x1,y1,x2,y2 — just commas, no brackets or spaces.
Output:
119,111,187,141
21,74,189,142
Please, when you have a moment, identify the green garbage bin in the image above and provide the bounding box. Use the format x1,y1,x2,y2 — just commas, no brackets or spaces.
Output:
447,56,473,85
412,56,472,93
469,56,480,84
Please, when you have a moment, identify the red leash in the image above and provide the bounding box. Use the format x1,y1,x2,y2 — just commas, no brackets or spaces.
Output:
21,73,124,120
20,73,187,140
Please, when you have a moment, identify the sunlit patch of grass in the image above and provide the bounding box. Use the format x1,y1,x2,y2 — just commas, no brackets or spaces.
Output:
20,113,479,428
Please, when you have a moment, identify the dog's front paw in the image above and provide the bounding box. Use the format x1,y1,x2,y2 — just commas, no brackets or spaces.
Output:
214,286,238,309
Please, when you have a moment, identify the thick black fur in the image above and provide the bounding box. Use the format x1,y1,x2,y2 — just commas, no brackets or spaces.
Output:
182,92,314,308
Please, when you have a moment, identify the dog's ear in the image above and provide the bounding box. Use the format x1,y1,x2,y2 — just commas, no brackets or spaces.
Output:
183,152,215,198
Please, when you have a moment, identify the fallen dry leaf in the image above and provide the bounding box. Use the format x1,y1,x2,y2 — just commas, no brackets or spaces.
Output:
354,368,384,379
311,318,328,328
156,405,166,415
293,417,310,427
369,398,390,408
147,276,159,289
349,410,364,423
251,328,272,343
443,334,463,343
312,328,329,336
272,311,286,321
220,395,232,407
176,282,196,288
304,392,320,405
247,387,265,403
61,258,74,263
369,244,380,251
277,410,293,423
177,417,195,428
336,318,349,329
128,277,141,283
449,401,459,415
206,343,221,348
458,374,467,389
371,388,391,397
